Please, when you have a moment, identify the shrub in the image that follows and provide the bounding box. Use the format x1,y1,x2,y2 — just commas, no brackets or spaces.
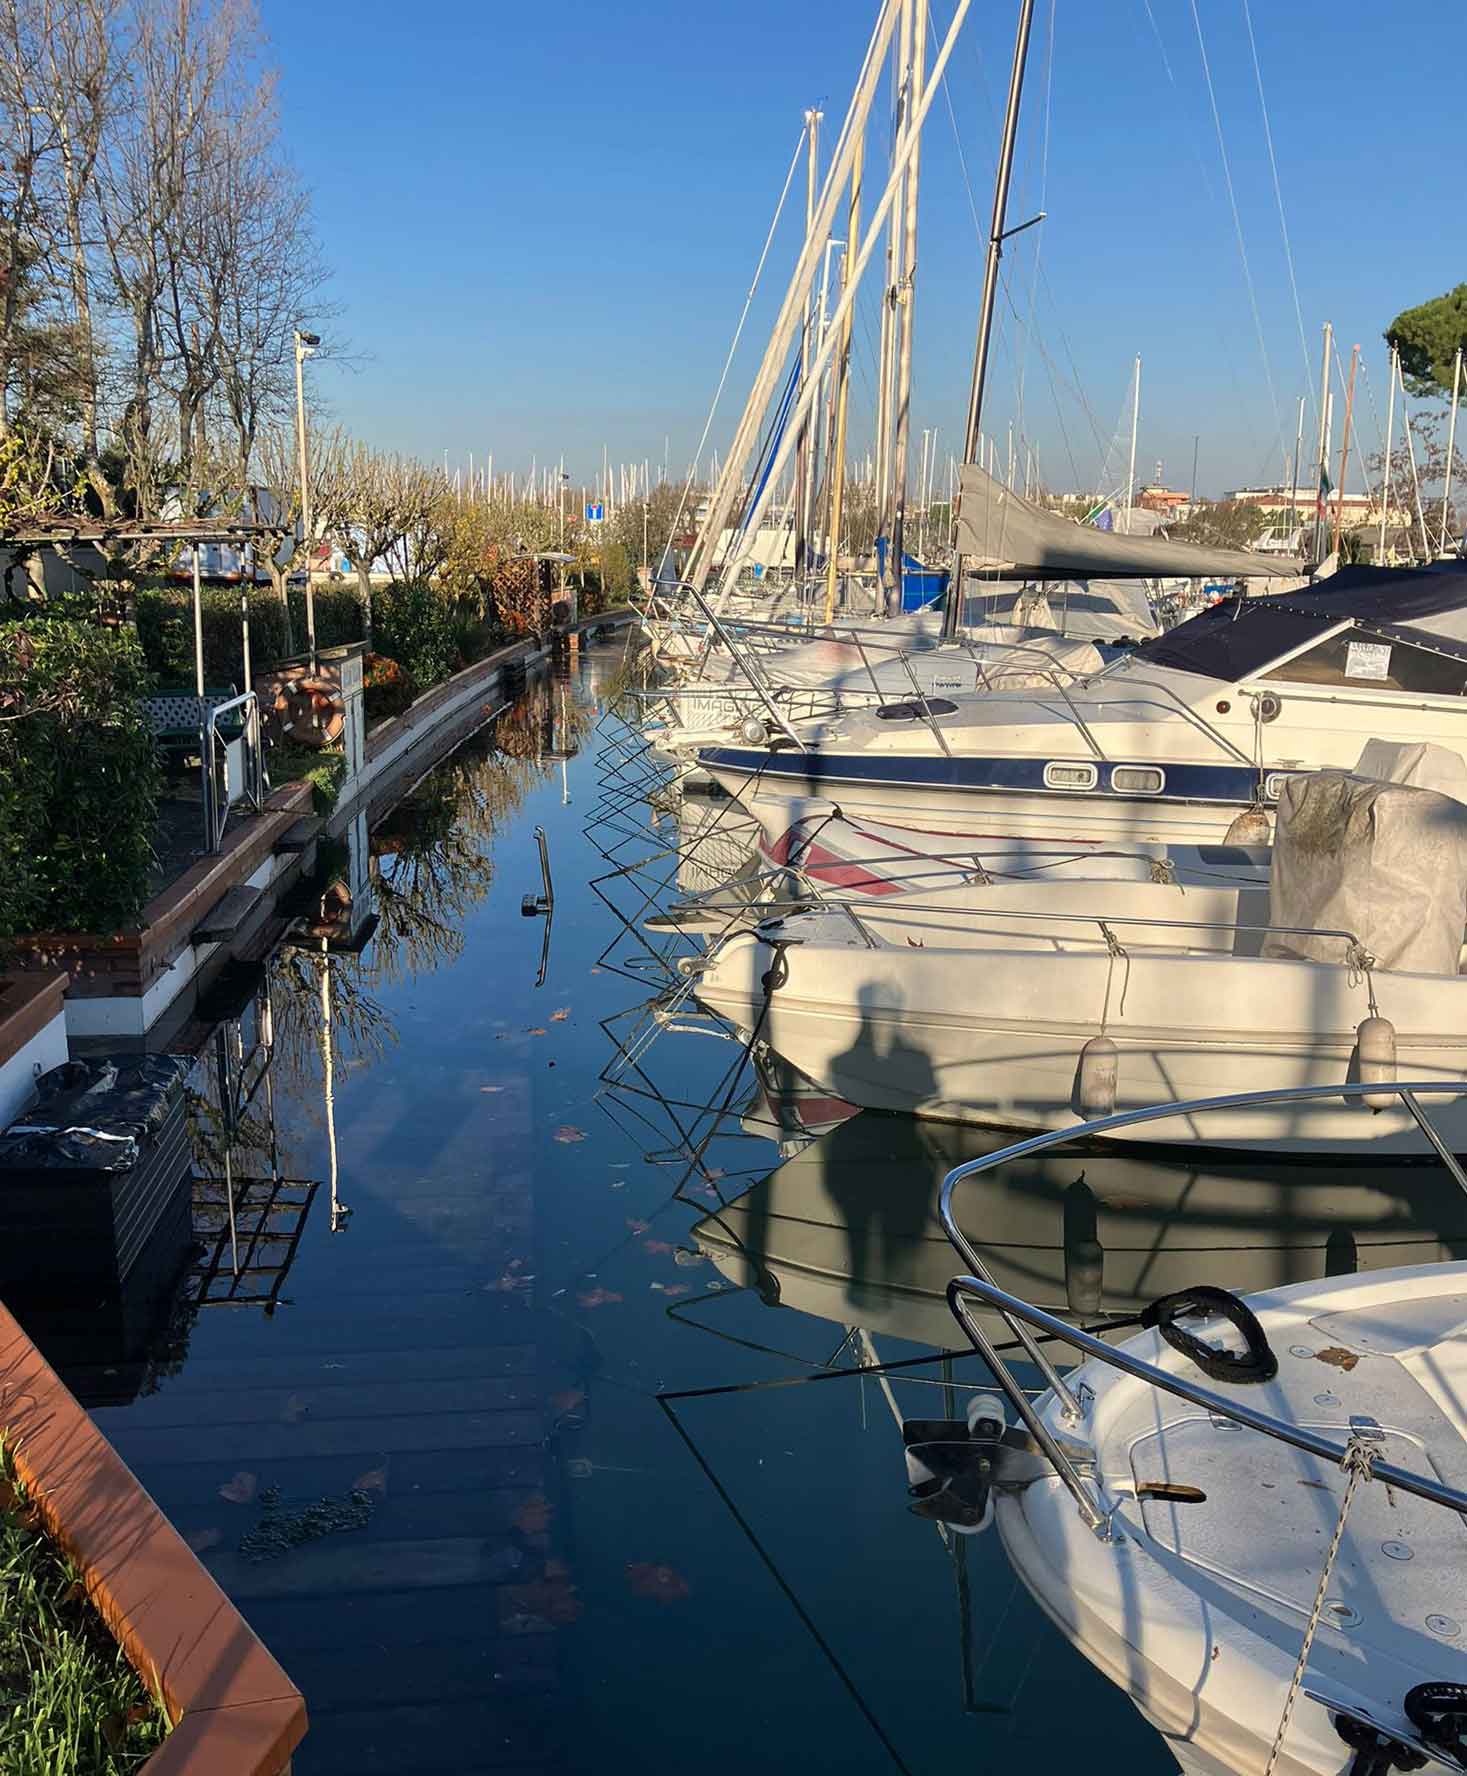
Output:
363,653,411,721
133,582,363,687
0,618,161,939
372,580,458,693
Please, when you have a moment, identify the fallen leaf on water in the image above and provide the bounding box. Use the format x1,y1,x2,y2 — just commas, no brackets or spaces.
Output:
480,1085,505,1094
590,967,602,974
577,1287,622,1310
644,1239,675,1255
526,1027,548,1037
673,1248,707,1268
281,1394,309,1423
553,1125,587,1143
551,1388,586,1413
704,1167,726,1181
550,1007,570,1021
610,1180,626,1190
625,1218,648,1234
625,1561,692,1604
353,1464,390,1496
514,1492,552,1535
650,1282,692,1297
218,1472,257,1505
186,1528,222,1554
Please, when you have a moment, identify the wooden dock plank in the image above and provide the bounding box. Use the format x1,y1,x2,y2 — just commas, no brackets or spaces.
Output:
104,1407,542,1466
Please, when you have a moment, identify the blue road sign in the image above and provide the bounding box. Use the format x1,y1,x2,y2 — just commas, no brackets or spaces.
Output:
585,502,604,524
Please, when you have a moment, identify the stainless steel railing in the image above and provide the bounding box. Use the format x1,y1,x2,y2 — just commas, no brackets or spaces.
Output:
935,1080,1467,1535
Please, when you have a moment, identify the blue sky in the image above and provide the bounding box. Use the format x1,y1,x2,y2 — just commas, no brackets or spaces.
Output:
266,0,1456,499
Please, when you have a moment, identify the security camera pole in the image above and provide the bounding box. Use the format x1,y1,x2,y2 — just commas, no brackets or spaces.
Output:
294,329,322,667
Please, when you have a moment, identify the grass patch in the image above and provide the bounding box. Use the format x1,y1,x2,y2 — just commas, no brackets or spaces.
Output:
267,742,347,815
0,1436,168,1774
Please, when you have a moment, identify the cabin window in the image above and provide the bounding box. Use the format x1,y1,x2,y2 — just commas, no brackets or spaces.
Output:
1262,626,1467,696
1111,765,1165,794
1044,761,1099,791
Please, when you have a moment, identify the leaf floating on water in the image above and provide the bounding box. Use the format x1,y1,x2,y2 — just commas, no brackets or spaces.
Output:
643,1239,675,1256
514,1492,552,1535
577,1287,623,1309
282,1394,309,1424
550,1007,570,1021
186,1527,223,1554
610,1180,626,1190
673,1248,707,1268
625,1218,649,1234
218,1471,257,1505
526,1027,548,1037
624,1561,692,1604
480,1085,505,1094
553,1125,587,1143
590,966,603,974
551,1388,586,1413
353,1464,389,1497
650,1283,691,1297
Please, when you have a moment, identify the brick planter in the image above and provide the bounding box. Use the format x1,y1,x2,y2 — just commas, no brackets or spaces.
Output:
0,1303,306,1772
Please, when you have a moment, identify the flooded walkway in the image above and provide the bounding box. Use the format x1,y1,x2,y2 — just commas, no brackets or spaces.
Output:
30,651,1460,1774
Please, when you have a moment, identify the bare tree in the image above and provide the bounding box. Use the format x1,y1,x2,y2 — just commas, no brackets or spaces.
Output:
328,446,440,645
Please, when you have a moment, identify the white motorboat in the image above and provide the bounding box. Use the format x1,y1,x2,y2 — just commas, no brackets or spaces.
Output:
914,1092,1467,1776
687,768,1467,1154
698,566,1467,849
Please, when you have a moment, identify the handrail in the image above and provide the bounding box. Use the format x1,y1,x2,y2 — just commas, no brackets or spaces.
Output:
944,1272,1467,1522
203,689,263,855
937,1079,1467,1535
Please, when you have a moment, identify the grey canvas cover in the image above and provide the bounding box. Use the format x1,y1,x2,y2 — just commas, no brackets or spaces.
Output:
1263,772,1467,975
954,463,1303,580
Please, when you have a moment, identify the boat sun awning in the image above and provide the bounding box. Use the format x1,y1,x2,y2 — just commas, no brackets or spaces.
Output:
954,462,1302,580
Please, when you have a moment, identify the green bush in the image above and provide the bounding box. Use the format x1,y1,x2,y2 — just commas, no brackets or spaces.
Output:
0,618,161,939
133,582,363,687
372,581,459,693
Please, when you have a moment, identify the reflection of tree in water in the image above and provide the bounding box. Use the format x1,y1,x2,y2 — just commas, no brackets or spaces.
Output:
368,734,550,984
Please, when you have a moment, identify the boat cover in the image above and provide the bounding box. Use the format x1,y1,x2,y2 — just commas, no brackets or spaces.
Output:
1263,771,1467,974
954,462,1302,579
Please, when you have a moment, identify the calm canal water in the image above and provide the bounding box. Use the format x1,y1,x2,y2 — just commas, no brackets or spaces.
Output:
34,650,1467,1774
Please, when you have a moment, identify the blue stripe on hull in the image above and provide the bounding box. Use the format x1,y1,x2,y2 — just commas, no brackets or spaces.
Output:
697,746,1267,808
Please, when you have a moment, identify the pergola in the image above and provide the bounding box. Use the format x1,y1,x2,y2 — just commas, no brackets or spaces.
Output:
2,517,283,695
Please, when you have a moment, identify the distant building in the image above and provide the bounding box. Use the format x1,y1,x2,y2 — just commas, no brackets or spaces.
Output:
1137,484,1190,515
1221,484,1407,530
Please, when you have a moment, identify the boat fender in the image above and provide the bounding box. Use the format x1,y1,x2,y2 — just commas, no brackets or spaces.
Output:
1139,1285,1279,1385
1355,1015,1398,1113
1223,805,1271,846
1405,1684,1467,1763
1074,1036,1119,1118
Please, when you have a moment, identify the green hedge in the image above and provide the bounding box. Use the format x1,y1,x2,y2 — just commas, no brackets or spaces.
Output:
134,583,364,687
0,619,161,939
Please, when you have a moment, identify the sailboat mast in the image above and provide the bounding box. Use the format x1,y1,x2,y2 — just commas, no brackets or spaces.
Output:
888,0,925,610
1377,341,1396,565
793,107,822,582
1331,343,1359,552
874,2,911,604
1311,321,1332,564
1124,356,1141,531
1443,346,1463,556
823,136,865,625
1287,396,1304,538
945,0,1037,641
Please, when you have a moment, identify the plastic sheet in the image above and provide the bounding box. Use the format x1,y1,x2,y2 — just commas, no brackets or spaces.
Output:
0,1054,193,1174
1263,772,1467,975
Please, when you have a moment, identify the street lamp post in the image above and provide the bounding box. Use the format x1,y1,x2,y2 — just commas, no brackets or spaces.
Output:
294,329,321,666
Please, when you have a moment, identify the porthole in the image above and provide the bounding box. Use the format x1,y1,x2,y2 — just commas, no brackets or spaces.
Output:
1111,765,1165,795
1044,761,1099,791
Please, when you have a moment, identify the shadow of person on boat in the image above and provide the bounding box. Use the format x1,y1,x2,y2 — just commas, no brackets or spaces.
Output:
817,983,942,1317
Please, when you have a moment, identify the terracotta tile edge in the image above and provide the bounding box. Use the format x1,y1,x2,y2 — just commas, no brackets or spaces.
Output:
0,1303,307,1774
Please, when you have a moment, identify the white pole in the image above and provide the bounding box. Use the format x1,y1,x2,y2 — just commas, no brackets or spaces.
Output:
192,545,205,697
1400,352,1432,559
889,0,926,607
293,331,316,665
1125,354,1141,534
1442,347,1463,555
1311,322,1332,562
1378,344,1397,563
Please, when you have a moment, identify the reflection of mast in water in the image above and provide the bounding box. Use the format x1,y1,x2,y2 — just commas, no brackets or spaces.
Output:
319,939,350,1232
